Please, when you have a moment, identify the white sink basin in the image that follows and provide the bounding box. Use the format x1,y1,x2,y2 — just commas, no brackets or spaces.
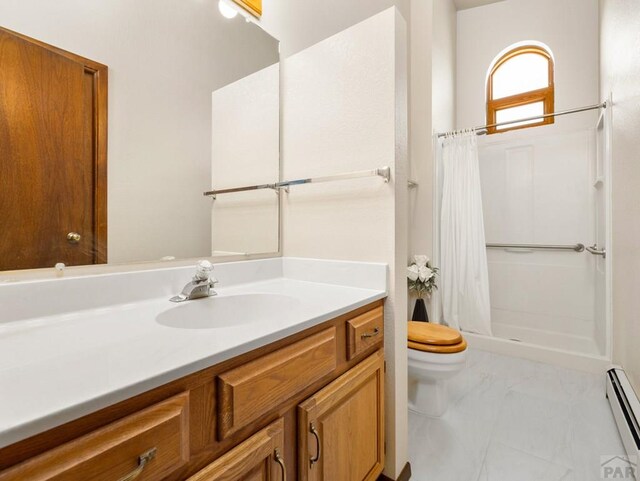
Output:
155,293,299,329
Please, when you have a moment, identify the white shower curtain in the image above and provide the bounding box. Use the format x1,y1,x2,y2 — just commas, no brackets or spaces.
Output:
440,131,492,336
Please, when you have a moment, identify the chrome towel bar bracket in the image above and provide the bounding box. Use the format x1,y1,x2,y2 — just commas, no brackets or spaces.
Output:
586,244,606,258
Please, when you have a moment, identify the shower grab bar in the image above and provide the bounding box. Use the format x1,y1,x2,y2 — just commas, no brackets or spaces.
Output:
486,243,585,252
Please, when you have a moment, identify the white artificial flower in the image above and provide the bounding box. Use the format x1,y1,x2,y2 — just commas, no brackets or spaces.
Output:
418,266,433,282
407,264,419,281
413,254,429,267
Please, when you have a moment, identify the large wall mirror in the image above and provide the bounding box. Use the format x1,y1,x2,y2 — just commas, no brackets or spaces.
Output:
0,0,279,272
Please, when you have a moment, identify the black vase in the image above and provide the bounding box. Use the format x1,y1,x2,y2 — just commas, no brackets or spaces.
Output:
412,298,429,322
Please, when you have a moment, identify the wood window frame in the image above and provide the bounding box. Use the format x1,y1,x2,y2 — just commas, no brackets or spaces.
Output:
486,45,554,135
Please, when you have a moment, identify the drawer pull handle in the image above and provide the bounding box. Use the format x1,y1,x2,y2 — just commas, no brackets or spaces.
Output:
361,328,380,339
310,422,321,467
117,447,157,481
274,448,287,481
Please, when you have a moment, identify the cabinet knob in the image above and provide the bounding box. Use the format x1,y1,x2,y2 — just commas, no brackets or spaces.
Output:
67,232,81,244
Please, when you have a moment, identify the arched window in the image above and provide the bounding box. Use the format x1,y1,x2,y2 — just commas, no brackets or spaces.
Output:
486,44,554,134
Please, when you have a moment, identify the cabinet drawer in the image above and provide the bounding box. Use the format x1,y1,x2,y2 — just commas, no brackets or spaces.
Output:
0,392,190,481
218,326,337,439
347,305,384,360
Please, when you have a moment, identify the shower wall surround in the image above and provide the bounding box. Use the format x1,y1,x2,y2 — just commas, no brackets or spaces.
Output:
479,129,602,354
450,0,605,359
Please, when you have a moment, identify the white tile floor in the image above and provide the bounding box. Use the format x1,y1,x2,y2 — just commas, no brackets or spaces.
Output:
408,349,626,481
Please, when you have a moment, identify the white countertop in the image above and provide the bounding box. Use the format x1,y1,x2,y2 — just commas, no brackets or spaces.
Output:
0,258,387,448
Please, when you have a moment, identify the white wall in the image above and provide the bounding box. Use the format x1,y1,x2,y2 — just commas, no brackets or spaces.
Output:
261,0,410,58
0,0,278,264
211,64,280,256
280,9,409,478
457,0,600,131
409,0,457,320
599,0,640,390
432,0,458,135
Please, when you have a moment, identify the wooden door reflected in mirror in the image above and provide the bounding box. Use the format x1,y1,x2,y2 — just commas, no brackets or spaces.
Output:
0,27,107,271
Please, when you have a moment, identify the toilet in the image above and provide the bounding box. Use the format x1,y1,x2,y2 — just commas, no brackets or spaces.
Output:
407,321,467,417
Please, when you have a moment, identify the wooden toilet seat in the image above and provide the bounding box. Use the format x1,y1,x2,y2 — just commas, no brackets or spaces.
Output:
407,321,467,354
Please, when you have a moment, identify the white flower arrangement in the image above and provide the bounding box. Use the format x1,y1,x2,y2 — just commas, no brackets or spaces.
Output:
407,254,438,299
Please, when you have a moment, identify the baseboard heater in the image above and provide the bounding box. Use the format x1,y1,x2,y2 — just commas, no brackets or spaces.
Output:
607,368,640,468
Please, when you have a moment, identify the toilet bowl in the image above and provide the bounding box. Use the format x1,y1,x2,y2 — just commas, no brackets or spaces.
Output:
407,321,467,417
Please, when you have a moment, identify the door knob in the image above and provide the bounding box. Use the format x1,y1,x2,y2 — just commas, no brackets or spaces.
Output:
67,232,82,244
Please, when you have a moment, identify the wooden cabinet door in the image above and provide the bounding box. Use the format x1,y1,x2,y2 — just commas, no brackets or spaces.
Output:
298,350,384,481
187,418,286,481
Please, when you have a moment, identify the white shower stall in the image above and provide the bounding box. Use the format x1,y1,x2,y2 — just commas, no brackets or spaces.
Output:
434,108,612,370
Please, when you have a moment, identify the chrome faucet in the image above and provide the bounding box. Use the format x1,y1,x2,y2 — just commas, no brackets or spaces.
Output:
170,260,218,302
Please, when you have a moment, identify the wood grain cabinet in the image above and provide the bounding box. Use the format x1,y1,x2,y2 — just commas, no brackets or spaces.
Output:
346,305,384,360
0,300,385,481
186,418,286,481
298,350,385,481
0,393,190,481
217,327,337,440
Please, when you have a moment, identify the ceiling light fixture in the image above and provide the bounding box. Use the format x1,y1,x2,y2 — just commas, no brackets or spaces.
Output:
218,0,238,19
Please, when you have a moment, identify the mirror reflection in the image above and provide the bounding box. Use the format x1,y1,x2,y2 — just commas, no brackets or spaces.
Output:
0,0,279,272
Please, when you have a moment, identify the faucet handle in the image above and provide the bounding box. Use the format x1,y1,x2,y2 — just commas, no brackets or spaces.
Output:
195,260,214,280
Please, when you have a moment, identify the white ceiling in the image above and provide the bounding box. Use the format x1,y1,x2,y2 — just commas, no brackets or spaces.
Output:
454,0,505,11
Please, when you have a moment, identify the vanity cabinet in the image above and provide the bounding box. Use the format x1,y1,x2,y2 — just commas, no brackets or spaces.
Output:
0,300,385,481
186,418,286,481
298,350,384,481
0,393,190,481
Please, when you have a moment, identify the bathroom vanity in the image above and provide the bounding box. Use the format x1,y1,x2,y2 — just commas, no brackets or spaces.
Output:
0,2,408,479
0,258,387,481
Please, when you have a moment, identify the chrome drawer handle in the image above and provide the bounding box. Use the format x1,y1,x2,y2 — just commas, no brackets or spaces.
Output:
310,423,321,467
361,328,380,339
274,448,287,481
117,447,157,481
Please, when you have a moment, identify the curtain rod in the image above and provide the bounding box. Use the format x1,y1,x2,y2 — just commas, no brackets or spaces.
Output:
436,101,607,138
